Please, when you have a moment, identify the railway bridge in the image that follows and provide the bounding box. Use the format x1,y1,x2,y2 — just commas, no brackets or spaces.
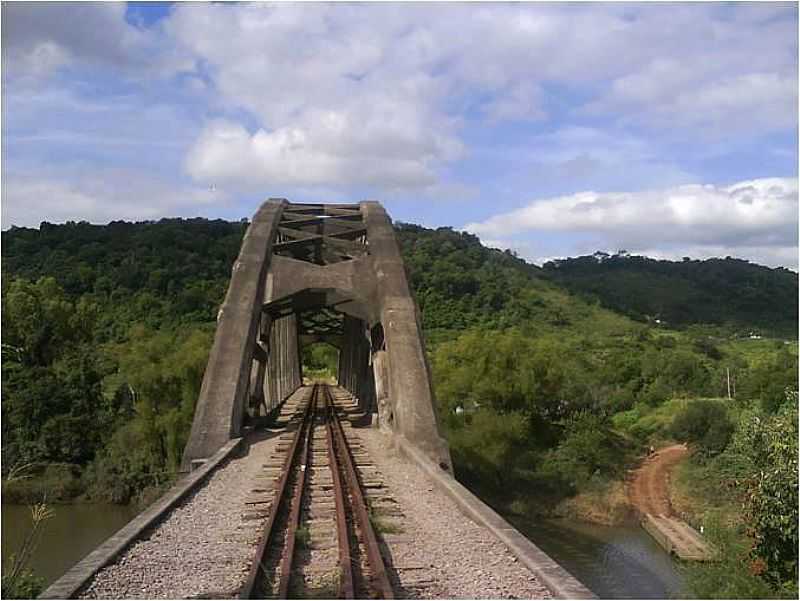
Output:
41,200,593,600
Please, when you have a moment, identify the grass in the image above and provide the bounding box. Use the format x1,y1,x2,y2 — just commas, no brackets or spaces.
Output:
670,454,742,532
612,398,688,445
721,337,797,367
367,505,404,535
295,525,311,549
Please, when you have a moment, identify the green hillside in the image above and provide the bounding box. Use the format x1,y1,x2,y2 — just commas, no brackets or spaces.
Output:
542,252,798,338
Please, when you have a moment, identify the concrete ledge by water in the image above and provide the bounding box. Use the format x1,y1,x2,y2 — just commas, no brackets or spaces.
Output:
395,436,596,600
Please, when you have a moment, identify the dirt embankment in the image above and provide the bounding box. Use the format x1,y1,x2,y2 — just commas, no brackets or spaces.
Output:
628,443,688,517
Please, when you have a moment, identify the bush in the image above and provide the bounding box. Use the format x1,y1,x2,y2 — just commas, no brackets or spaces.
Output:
538,411,621,492
448,409,534,492
1,464,84,503
670,400,733,456
731,404,799,591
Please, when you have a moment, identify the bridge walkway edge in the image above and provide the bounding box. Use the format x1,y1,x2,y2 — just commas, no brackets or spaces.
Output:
38,438,243,600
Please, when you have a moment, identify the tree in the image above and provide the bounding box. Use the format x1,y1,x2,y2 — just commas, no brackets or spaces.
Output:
732,402,798,591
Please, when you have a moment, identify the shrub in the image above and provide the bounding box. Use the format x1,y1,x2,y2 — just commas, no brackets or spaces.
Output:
670,400,733,456
448,409,534,492
538,411,620,492
731,404,799,591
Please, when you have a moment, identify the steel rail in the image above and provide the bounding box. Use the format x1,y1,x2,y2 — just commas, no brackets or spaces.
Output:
324,385,394,599
324,390,355,598
277,387,317,598
240,385,316,599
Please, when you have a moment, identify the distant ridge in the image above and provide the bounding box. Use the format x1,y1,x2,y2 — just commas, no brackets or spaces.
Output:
3,219,796,338
542,252,798,338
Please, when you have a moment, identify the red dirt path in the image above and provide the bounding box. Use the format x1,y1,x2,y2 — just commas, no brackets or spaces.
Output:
628,444,688,517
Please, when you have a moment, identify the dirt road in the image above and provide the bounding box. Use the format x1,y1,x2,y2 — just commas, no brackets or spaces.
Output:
628,444,688,517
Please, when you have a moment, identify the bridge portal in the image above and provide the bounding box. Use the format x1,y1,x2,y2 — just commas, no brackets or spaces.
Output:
180,200,452,473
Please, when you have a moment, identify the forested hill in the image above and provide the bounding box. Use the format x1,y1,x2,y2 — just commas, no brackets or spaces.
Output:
540,252,798,338
2,219,247,336
3,220,796,338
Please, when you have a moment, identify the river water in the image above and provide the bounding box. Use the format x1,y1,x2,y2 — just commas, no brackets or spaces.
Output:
1,503,139,588
510,515,687,599
3,502,686,598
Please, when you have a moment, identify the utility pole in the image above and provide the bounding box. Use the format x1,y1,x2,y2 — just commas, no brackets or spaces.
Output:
726,367,732,400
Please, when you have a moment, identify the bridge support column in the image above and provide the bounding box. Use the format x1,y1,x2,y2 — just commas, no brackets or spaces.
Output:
180,200,285,472
339,315,375,413
249,349,268,416
265,314,302,408
362,202,452,471
372,349,390,431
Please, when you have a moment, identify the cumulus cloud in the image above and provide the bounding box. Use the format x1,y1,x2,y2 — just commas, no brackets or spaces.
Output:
1,2,796,236
166,2,797,190
185,119,449,190
1,2,188,82
465,178,799,268
1,169,227,228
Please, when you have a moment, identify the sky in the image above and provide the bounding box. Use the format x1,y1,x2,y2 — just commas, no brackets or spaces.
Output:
2,2,798,268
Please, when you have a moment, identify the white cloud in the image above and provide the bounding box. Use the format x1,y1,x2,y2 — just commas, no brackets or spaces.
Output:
1,169,228,228
184,116,458,190
1,2,189,82
166,3,796,190
465,178,799,268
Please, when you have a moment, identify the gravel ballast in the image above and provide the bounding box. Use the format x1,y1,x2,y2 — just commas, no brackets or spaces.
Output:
79,426,289,598
79,385,552,599
357,426,553,599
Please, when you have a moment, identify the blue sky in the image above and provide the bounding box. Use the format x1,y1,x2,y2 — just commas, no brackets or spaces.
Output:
2,2,798,268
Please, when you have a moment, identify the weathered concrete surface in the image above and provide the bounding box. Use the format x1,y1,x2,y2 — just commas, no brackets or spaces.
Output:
180,200,285,471
40,438,242,600
183,199,451,473
642,515,715,561
360,201,451,470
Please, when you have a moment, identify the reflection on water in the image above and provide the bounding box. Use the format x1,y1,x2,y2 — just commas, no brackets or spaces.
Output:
509,516,687,599
2,503,139,588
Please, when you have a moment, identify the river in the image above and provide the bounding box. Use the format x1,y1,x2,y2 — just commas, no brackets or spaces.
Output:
510,515,687,599
1,503,139,589
3,502,686,598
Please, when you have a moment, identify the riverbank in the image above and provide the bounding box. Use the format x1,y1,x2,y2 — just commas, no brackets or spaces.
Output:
2,467,172,507
549,443,691,526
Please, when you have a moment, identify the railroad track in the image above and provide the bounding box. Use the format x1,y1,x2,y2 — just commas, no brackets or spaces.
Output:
241,383,395,599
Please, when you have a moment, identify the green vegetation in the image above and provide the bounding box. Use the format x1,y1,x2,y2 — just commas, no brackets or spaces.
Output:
2,218,797,597
542,251,798,338
301,343,339,381
1,498,52,599
2,219,244,504
670,395,798,599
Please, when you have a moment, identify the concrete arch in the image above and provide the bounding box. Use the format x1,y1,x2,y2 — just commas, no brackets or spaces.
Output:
181,199,451,473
